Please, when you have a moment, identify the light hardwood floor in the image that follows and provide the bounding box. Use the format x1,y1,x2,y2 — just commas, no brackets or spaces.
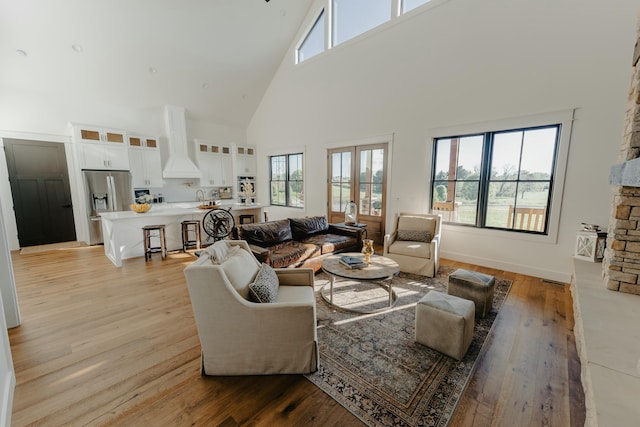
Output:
8,246,585,426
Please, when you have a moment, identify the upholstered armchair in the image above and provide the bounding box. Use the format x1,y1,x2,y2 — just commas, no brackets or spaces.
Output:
183,240,319,375
383,213,442,277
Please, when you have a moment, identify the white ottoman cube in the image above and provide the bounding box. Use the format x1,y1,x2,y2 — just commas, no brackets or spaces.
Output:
415,291,475,360
448,269,496,318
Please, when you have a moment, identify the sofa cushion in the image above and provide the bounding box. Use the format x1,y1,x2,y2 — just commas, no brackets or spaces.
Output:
249,263,280,303
269,241,320,268
300,233,357,254
289,216,329,240
237,219,292,247
220,247,260,300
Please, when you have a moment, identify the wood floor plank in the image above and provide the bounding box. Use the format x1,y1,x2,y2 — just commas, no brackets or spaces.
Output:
7,247,584,426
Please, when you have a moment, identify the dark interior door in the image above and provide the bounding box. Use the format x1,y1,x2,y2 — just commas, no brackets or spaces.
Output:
4,139,76,247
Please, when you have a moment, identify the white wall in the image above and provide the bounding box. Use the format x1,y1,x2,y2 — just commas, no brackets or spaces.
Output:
247,0,639,282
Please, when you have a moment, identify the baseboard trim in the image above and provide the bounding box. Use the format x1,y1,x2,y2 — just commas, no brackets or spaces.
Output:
440,250,572,283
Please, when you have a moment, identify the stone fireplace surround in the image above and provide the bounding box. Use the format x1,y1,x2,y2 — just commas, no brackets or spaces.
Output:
570,20,640,427
604,25,640,293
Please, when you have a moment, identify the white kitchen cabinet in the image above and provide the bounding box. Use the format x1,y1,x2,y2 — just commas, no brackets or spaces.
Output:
129,136,163,188
72,124,130,170
194,140,232,187
235,144,256,176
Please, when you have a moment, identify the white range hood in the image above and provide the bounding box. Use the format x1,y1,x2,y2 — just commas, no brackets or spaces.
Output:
163,105,202,179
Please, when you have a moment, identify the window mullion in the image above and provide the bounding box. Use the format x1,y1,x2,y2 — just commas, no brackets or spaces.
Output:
477,132,492,227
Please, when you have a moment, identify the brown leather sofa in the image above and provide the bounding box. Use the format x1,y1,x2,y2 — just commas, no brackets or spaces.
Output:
232,215,363,271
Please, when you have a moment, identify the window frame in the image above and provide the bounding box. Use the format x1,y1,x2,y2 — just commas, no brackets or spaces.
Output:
269,152,305,208
295,7,326,64
428,110,574,244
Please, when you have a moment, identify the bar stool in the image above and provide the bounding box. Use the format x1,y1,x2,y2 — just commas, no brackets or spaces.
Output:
181,219,201,252
239,214,255,224
142,224,167,261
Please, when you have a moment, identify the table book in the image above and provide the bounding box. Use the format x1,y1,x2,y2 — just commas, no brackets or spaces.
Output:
340,255,367,269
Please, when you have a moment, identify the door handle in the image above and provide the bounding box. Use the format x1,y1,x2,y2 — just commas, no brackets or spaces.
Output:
61,204,73,208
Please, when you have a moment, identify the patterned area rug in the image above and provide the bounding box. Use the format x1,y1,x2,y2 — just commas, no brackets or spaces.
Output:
305,266,512,427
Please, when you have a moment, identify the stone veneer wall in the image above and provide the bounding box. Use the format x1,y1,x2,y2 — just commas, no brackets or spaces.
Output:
604,21,640,294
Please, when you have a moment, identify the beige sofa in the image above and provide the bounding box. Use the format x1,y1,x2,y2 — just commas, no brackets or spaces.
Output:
183,240,319,375
383,213,442,277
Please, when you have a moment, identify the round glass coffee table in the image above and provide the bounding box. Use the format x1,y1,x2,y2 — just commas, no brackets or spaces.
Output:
321,253,400,314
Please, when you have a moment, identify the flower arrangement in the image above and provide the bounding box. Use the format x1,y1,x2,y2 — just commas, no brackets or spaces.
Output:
136,194,153,204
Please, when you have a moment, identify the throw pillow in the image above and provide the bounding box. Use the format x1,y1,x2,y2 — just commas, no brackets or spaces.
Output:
397,229,431,242
249,263,280,303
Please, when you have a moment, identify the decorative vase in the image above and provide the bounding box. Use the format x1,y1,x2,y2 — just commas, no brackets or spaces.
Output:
345,200,357,225
361,239,374,263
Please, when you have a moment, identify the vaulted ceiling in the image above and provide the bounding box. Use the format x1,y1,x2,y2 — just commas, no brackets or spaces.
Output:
0,0,313,127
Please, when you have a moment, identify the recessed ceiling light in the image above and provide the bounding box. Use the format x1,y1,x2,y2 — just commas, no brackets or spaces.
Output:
15,49,27,57
149,67,157,74
202,83,209,89
71,44,83,53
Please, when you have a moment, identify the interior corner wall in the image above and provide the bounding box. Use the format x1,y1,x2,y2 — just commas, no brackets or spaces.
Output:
247,0,639,282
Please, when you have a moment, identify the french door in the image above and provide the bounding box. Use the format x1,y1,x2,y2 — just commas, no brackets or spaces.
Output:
327,143,388,244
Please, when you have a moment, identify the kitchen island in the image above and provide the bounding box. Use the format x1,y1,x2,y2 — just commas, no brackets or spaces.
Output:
100,202,264,267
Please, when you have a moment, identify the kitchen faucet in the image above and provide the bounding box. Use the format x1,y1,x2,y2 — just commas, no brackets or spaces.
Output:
196,189,205,204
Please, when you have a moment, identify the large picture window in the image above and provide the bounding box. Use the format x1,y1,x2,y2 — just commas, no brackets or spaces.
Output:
431,125,560,234
270,153,304,208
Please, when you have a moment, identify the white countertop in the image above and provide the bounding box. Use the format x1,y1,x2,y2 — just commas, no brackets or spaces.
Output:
100,201,264,221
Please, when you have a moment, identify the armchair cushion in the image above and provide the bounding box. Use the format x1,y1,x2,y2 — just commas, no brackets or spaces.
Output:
397,229,431,243
249,264,280,303
388,240,431,258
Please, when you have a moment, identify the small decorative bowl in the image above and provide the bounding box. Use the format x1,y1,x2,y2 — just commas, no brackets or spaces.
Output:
130,203,151,213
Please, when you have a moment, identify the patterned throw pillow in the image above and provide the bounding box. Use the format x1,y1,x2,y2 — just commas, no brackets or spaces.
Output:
249,263,280,303
397,229,431,243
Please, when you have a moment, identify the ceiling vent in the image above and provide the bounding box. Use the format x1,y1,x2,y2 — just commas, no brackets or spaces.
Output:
162,105,202,179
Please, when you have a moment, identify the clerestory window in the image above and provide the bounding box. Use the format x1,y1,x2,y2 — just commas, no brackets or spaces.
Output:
295,0,448,64
331,0,392,46
401,0,433,14
296,9,325,63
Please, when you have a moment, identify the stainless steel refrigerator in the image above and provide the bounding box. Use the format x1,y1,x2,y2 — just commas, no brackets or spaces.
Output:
83,170,133,245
